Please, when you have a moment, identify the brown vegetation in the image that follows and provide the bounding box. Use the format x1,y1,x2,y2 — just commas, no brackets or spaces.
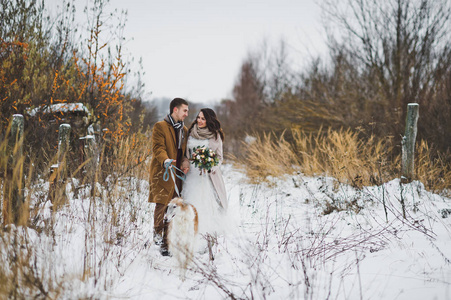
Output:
0,130,151,297
0,0,157,177
218,0,450,192
239,127,450,194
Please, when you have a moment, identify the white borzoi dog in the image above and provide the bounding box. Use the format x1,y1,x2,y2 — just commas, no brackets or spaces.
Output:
165,197,199,281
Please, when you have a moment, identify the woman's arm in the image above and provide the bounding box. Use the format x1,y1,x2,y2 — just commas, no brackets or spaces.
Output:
216,136,223,166
211,134,223,173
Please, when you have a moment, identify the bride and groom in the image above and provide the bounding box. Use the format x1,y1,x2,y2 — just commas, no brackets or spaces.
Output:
148,98,228,256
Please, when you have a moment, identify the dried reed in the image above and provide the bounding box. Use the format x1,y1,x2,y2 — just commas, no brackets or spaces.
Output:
0,130,152,298
415,140,451,194
240,127,450,193
237,131,300,183
293,128,397,188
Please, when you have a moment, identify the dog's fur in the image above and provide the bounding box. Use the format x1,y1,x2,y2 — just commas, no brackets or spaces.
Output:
165,197,199,280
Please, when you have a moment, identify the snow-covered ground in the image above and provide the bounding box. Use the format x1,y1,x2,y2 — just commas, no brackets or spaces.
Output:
2,164,451,299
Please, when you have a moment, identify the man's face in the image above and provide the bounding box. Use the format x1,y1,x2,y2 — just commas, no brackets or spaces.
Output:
173,104,189,122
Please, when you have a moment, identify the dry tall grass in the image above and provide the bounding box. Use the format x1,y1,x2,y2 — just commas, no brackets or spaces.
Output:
0,130,152,298
415,140,451,193
100,132,152,182
236,131,300,183
293,128,398,188
240,128,450,193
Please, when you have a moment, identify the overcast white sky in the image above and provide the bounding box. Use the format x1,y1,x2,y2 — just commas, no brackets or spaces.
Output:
48,0,327,104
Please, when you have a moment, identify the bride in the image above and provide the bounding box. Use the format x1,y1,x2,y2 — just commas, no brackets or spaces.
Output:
181,108,228,238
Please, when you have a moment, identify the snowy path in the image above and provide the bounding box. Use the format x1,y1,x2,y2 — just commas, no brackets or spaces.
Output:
6,164,451,299
110,165,451,299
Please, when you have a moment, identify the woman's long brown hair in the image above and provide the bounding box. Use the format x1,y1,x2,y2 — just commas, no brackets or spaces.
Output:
188,108,224,141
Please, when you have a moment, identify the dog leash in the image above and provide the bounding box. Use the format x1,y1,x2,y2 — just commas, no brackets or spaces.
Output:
163,159,186,197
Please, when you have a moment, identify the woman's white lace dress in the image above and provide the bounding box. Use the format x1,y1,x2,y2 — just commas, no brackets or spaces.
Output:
182,137,227,236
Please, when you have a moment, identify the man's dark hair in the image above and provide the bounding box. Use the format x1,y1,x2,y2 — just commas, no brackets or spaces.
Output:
169,98,188,114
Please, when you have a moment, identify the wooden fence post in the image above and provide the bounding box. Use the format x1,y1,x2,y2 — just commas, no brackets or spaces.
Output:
2,114,25,225
57,124,71,167
49,124,71,205
401,103,419,183
80,135,96,179
11,114,24,161
93,123,101,138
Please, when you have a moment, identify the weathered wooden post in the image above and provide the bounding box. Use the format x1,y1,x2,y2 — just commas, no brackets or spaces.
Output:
401,103,419,183
80,134,96,179
11,114,24,161
49,124,71,205
93,123,101,139
2,114,25,225
58,124,71,167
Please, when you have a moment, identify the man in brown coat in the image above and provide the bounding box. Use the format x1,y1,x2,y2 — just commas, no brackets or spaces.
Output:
148,98,189,256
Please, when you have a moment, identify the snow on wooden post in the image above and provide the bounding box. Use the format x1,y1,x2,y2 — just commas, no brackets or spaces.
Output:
401,103,419,183
58,124,71,167
49,124,71,205
3,114,25,225
80,134,96,181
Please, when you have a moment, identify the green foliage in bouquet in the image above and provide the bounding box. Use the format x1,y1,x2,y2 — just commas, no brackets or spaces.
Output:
190,146,219,173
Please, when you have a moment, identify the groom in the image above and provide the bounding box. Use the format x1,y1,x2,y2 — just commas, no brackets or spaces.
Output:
148,98,189,256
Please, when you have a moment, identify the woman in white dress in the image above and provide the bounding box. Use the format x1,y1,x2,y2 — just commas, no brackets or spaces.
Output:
181,108,228,237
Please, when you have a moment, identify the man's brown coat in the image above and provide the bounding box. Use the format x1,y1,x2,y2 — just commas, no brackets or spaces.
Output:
148,120,188,205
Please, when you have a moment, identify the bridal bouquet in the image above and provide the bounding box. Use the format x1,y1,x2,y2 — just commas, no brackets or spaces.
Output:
190,146,219,173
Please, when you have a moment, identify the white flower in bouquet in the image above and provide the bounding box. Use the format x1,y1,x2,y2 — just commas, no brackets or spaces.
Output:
190,145,220,174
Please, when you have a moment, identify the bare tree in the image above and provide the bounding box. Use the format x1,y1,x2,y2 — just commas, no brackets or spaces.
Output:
322,0,451,125
227,55,265,146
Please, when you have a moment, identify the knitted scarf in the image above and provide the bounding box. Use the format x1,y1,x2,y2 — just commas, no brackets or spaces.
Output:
190,123,216,140
164,114,184,149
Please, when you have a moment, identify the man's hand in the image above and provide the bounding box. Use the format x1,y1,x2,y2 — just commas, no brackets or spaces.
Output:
164,159,175,169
